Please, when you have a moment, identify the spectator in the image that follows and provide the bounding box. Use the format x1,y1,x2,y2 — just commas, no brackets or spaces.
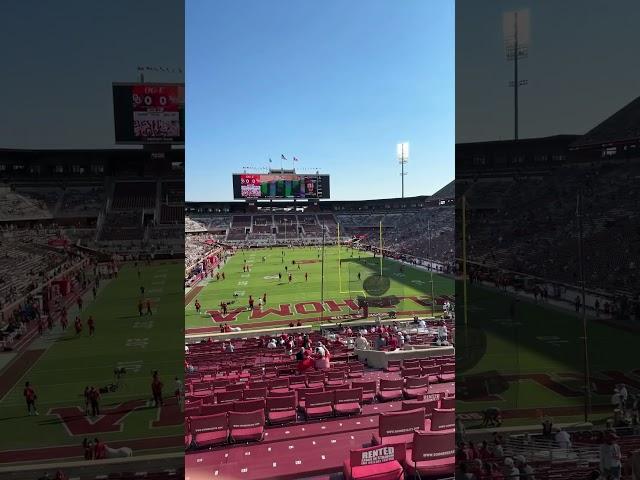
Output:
555,428,571,449
503,457,519,479
514,455,535,480
354,332,370,350
599,433,622,480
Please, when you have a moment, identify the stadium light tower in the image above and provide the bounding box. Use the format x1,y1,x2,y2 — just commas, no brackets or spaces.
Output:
397,142,409,198
503,9,529,140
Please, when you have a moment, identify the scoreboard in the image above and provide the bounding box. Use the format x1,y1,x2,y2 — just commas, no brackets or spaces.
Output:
232,173,330,199
112,83,184,144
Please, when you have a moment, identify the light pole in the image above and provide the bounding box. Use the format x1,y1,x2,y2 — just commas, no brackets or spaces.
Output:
503,10,529,140
397,142,409,198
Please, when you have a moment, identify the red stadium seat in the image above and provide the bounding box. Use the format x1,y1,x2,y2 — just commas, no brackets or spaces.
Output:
343,443,406,480
421,365,440,384
247,380,269,390
288,374,307,389
225,383,245,392
228,409,265,442
402,376,430,399
402,360,420,369
384,360,401,372
325,370,347,386
402,399,438,419
377,379,404,402
352,380,377,403
217,389,243,403
233,399,265,413
334,388,362,416
405,430,455,478
401,367,422,378
430,408,455,431
190,413,229,448
269,377,290,394
306,372,325,388
199,403,231,416
325,383,351,391
372,408,425,447
191,382,212,398
243,387,267,400
297,387,323,409
348,363,364,378
184,405,200,418
266,395,297,425
438,363,455,383
440,396,455,409
304,391,334,419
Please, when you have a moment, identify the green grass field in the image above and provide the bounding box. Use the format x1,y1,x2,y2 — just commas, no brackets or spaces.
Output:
185,245,454,331
0,261,183,458
456,282,638,427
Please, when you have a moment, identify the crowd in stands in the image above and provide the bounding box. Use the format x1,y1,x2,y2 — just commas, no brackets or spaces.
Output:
461,160,640,318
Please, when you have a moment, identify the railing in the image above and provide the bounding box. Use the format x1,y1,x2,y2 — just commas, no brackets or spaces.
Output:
505,435,600,464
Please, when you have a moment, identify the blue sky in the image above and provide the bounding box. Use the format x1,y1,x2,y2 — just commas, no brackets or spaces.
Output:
186,0,454,201
0,0,183,149
456,0,640,142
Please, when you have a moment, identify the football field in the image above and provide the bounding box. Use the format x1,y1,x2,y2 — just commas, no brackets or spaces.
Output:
185,245,454,333
456,282,638,428
0,262,183,463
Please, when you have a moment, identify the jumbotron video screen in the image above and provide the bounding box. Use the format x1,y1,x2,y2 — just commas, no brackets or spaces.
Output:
112,83,185,144
232,173,330,199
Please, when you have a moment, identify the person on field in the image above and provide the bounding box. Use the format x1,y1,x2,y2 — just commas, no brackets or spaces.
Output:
151,371,164,407
24,381,38,415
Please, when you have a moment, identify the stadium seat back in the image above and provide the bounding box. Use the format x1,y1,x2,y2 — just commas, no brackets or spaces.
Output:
378,408,425,438
269,378,289,390
189,413,228,435
325,383,350,391
326,371,346,381
335,387,362,405
431,408,455,431
352,380,377,394
401,367,422,378
243,387,267,400
233,399,266,412
440,396,455,409
200,403,231,416
402,360,420,369
184,406,200,418
412,430,455,463
228,409,265,441
404,376,429,389
217,389,243,403
226,383,244,391
248,380,269,389
379,379,404,391
402,399,438,417
266,394,296,412
441,363,455,374
269,389,296,398
345,442,406,479
305,391,334,409
297,386,324,401
288,374,306,385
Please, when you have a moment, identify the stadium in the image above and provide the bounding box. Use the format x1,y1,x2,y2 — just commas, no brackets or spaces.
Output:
455,95,640,477
184,171,456,479
0,80,186,479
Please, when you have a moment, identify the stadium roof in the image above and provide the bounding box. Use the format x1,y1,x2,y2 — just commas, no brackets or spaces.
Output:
431,180,454,199
571,95,640,149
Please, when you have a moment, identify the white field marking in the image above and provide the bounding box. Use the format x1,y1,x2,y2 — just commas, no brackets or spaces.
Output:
133,320,154,329
241,274,250,278
237,281,248,286
125,338,149,348
234,291,245,296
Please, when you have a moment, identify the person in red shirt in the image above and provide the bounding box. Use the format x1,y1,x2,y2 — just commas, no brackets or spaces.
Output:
93,438,106,459
248,296,254,310
89,386,100,416
194,299,201,314
88,316,95,336
388,335,398,350
74,316,83,336
23,381,38,416
151,371,164,407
